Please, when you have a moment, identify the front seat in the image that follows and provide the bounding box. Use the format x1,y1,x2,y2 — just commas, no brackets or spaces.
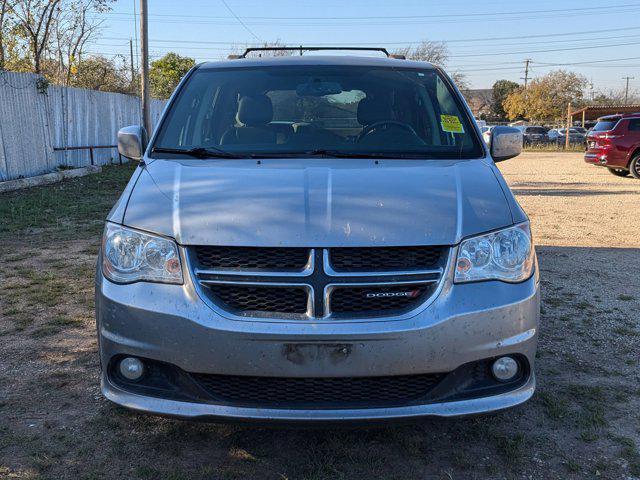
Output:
356,96,424,147
356,96,393,129
221,95,277,145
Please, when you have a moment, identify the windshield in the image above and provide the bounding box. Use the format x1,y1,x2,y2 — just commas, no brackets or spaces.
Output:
152,65,483,159
526,127,547,134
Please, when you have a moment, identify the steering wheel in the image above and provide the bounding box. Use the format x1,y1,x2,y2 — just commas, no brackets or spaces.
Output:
357,120,418,143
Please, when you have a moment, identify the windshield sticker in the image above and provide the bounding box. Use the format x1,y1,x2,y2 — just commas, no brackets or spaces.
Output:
440,114,465,133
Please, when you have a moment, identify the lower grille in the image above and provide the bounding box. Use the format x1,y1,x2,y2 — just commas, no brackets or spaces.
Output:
330,283,434,315
190,372,445,408
205,284,308,315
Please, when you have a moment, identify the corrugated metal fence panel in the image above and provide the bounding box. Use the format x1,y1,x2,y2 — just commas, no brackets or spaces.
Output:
0,71,167,181
0,72,54,180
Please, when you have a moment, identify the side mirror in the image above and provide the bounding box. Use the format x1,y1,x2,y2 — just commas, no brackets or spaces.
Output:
117,125,147,161
490,126,522,162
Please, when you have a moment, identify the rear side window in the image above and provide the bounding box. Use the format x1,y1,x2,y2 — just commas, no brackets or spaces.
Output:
628,119,640,131
593,119,620,131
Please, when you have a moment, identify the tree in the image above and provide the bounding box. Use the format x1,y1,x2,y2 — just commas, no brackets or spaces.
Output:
491,79,519,119
69,55,129,93
9,0,61,73
231,39,294,57
149,52,195,99
2,0,112,79
591,88,640,106
503,70,587,122
394,41,448,65
0,0,13,68
394,40,468,91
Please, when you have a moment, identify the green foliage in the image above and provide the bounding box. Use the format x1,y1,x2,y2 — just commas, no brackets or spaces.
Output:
149,52,195,99
70,55,132,94
491,79,520,119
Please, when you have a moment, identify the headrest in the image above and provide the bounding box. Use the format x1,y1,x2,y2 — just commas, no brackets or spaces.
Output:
357,97,392,126
237,95,273,127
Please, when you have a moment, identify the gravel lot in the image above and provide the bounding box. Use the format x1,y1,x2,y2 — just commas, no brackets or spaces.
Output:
1,152,639,480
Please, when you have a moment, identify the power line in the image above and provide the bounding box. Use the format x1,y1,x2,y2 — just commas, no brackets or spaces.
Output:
90,37,640,60
98,26,640,48
448,39,640,58
99,3,640,20
220,0,261,42
92,6,640,26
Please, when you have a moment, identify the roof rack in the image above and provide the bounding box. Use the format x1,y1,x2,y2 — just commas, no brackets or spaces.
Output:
229,46,405,60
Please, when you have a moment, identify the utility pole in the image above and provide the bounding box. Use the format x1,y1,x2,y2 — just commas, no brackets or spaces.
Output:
140,0,151,136
565,102,571,150
622,76,634,105
521,59,531,89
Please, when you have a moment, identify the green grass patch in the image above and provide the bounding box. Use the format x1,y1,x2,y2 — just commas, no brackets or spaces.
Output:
0,164,136,242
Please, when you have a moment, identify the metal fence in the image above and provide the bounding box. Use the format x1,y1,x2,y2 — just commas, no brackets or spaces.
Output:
0,71,166,181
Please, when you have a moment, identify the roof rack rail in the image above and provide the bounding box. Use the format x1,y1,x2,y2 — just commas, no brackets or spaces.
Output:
229,46,401,59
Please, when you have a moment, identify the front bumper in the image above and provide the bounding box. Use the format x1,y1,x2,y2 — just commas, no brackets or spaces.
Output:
101,373,535,422
96,255,540,421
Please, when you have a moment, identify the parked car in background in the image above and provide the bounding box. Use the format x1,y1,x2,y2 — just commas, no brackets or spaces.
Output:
551,128,585,146
98,50,538,423
518,126,548,145
585,113,640,178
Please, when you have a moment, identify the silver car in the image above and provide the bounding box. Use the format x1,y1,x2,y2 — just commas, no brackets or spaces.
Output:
97,52,538,422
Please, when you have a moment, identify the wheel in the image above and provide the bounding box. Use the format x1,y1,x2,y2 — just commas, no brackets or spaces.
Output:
630,155,640,179
607,167,630,177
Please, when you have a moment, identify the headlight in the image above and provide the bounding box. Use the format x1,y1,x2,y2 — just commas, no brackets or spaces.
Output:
455,223,534,283
102,223,183,284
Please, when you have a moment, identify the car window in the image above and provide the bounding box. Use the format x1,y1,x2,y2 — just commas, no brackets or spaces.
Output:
152,65,483,159
593,119,620,131
628,119,640,131
526,127,546,134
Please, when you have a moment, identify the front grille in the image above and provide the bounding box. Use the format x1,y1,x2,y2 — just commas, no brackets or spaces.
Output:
191,246,447,320
190,372,445,408
329,246,443,272
330,283,434,315
194,246,310,272
205,284,308,315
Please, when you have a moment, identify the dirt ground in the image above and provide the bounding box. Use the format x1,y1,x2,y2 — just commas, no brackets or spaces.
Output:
1,152,639,480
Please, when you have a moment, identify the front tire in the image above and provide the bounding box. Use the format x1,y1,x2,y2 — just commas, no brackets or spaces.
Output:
607,167,630,177
630,155,640,179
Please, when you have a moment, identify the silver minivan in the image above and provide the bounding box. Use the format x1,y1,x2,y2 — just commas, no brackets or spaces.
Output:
97,50,538,422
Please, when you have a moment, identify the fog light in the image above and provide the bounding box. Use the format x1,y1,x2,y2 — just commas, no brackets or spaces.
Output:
119,357,144,381
491,356,519,381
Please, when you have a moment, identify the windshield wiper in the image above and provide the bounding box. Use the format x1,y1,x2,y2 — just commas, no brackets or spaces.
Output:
151,146,247,159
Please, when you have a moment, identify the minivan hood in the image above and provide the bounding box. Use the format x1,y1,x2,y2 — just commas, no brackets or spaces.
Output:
121,158,513,247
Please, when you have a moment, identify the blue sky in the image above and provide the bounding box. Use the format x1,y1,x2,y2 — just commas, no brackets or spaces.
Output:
90,0,640,92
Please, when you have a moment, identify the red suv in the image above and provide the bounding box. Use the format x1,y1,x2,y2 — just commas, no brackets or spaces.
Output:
585,113,640,178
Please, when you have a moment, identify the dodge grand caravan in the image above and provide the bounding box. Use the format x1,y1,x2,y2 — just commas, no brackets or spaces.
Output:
97,49,538,422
